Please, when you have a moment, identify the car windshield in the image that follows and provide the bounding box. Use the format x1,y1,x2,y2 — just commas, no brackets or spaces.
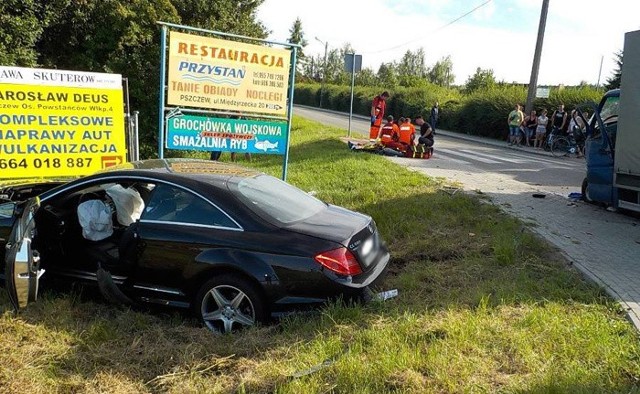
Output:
600,95,620,123
233,175,326,225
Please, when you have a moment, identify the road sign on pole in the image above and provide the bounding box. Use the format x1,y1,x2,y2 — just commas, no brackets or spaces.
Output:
345,54,361,136
344,54,362,73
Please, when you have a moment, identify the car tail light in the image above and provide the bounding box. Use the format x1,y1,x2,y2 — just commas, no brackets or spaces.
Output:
314,247,362,276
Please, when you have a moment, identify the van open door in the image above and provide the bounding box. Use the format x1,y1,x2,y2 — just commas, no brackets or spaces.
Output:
4,197,44,311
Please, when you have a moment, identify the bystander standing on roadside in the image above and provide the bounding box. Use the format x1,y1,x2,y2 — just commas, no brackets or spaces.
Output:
568,109,585,157
550,103,567,135
430,101,439,135
523,110,538,147
507,104,524,146
534,109,548,149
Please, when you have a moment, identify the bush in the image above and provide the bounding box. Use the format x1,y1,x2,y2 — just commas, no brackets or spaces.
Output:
439,85,603,139
294,83,604,139
294,83,462,120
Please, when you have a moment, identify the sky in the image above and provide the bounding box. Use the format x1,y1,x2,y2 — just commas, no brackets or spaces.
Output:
256,0,640,86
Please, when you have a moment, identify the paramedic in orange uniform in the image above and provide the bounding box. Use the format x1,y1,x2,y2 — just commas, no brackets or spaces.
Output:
370,91,390,140
398,117,416,147
378,115,403,150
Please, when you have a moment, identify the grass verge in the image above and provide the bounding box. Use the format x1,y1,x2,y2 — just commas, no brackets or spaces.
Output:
1,116,639,393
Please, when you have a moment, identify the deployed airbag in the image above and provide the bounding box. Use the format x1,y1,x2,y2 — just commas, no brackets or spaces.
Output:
105,184,145,226
77,200,113,241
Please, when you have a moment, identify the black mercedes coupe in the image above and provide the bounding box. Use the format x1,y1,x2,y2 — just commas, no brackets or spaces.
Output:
1,159,389,333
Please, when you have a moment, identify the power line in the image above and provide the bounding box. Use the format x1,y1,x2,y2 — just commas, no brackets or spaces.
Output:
362,0,493,55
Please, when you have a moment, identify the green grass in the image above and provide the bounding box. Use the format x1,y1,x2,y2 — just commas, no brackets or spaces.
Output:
1,116,639,393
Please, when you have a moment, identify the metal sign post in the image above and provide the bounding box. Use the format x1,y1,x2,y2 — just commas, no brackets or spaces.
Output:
158,25,168,159
344,54,362,137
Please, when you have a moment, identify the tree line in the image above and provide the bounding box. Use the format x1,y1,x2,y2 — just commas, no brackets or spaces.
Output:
286,17,622,93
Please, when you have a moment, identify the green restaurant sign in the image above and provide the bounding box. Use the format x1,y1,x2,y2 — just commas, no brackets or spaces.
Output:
166,114,287,154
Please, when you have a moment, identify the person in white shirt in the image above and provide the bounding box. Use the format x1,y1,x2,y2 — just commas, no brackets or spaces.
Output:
534,109,549,149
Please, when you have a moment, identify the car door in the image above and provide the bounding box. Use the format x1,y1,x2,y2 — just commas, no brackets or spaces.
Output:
130,182,245,300
4,197,44,311
584,94,619,204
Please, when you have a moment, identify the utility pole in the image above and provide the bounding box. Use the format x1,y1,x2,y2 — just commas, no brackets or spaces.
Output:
596,55,604,89
525,0,549,115
315,37,328,108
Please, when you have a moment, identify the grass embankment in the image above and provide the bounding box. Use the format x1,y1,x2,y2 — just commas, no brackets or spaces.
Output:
1,117,639,393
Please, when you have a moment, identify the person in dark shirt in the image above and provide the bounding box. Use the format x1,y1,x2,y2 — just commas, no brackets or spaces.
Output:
429,102,439,135
523,110,538,147
415,116,434,147
551,103,567,134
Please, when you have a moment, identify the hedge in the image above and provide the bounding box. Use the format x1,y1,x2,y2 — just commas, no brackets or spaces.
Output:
294,83,603,140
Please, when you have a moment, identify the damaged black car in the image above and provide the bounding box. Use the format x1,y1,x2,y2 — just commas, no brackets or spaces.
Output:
1,159,389,333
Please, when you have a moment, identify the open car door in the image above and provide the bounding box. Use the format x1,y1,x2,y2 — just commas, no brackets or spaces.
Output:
4,197,44,311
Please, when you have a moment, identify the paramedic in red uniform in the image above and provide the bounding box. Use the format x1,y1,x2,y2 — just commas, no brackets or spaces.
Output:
370,91,390,140
378,115,402,150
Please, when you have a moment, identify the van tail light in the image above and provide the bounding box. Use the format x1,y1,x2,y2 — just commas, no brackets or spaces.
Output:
314,247,362,276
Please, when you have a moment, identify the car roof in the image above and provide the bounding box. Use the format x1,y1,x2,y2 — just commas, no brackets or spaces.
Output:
103,159,260,177
32,159,263,203
98,159,262,185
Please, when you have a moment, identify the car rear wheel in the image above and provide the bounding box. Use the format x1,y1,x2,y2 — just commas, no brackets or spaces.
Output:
195,275,265,334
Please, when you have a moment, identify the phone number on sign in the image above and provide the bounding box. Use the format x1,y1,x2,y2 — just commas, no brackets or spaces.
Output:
0,158,93,169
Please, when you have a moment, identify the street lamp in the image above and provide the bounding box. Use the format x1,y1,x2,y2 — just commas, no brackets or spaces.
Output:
315,36,328,109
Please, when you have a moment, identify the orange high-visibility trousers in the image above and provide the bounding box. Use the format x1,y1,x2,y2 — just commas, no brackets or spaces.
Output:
369,117,383,139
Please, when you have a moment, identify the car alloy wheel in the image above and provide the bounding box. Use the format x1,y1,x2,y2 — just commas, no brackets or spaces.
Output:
196,275,264,333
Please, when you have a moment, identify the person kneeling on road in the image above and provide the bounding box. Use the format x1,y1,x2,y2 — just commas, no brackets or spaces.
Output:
412,116,434,158
415,116,434,148
398,117,416,149
378,115,403,150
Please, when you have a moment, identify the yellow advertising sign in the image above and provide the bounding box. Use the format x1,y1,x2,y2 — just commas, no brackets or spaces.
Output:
167,31,291,116
0,67,126,179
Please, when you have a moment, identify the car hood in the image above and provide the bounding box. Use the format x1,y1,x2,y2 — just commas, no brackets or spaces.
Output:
284,204,371,246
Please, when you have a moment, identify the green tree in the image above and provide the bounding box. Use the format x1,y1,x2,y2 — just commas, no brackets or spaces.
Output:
604,50,623,90
428,55,454,87
325,43,355,85
355,68,377,87
396,48,427,78
171,0,267,38
35,0,181,157
288,17,308,79
0,0,44,66
288,17,307,60
377,63,398,87
464,67,496,93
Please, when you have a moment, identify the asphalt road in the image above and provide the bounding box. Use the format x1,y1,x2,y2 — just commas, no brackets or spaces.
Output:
293,105,586,196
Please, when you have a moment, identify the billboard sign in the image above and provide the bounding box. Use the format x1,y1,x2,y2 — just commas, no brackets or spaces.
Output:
0,66,126,179
167,31,290,116
167,114,287,154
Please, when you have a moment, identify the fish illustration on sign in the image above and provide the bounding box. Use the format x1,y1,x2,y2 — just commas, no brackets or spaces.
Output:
254,138,279,152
